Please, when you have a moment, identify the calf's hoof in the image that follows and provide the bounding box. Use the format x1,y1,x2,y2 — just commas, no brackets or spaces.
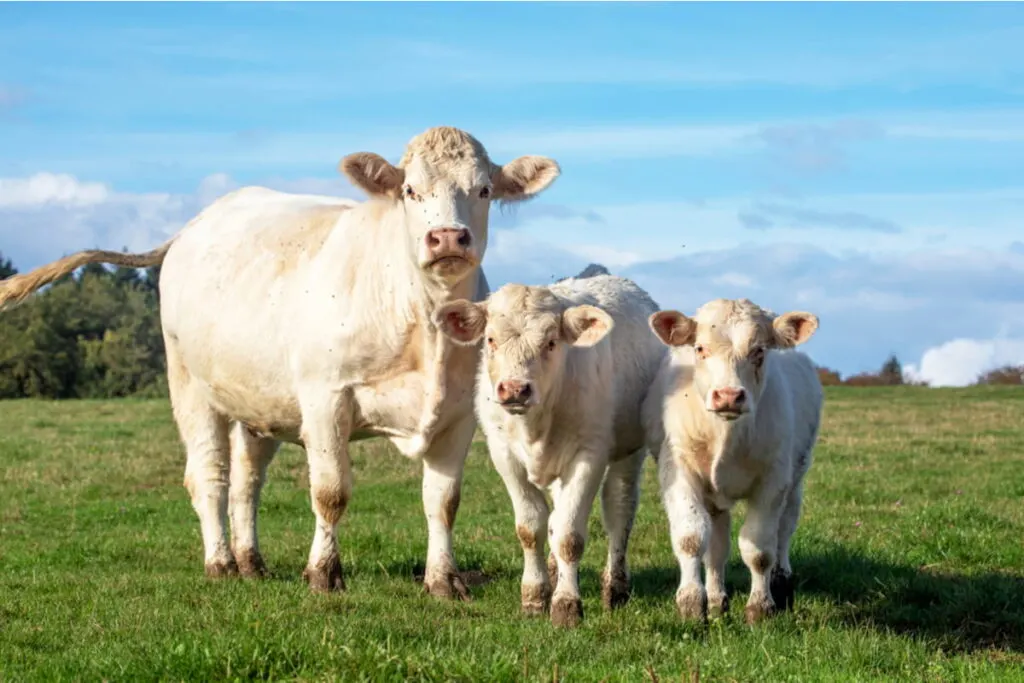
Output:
521,583,552,616
744,599,777,625
234,548,269,579
303,555,346,593
675,587,708,622
770,569,795,611
204,556,239,579
708,594,730,619
551,594,584,629
424,572,471,602
601,571,631,610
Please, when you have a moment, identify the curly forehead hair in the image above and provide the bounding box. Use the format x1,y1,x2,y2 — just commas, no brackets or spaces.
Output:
398,126,495,171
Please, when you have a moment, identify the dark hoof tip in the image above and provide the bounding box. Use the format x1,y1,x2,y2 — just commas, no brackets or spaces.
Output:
303,556,345,593
551,595,584,628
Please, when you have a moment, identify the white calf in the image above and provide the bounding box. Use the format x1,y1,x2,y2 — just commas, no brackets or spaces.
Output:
643,298,823,623
436,273,666,627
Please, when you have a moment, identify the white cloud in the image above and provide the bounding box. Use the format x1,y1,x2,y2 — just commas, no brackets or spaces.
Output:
0,173,111,207
904,337,1024,387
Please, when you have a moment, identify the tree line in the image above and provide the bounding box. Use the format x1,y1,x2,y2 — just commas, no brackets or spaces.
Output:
0,252,1020,399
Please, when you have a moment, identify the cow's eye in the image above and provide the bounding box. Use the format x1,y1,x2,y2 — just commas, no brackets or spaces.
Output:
751,346,765,364
479,186,491,199
694,345,708,360
404,186,416,199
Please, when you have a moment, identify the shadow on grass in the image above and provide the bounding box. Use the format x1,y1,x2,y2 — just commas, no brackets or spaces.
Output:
633,541,1024,654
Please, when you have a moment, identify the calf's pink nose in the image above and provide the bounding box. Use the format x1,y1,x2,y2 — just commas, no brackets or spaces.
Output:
711,387,746,411
497,380,532,404
425,228,471,259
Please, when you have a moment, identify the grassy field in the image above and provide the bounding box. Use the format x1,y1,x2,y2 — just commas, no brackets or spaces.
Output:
1,387,1023,681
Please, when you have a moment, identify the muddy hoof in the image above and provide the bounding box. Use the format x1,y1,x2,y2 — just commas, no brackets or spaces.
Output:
601,572,630,611
708,594,730,619
770,569,795,611
675,587,707,622
302,555,345,593
551,594,584,628
204,557,239,579
234,548,268,579
425,572,471,602
521,583,552,616
744,599,777,625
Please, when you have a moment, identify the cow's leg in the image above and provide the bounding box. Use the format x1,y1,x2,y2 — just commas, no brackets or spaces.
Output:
772,484,804,612
491,441,551,615
546,480,562,593
168,344,235,577
600,448,645,610
705,507,731,618
548,454,604,628
299,392,352,593
658,447,710,621
421,413,475,600
739,484,787,624
228,422,279,578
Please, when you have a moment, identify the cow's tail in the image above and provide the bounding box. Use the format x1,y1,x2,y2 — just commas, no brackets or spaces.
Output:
0,236,177,312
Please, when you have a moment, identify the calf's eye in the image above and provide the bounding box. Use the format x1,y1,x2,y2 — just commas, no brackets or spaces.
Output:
479,187,491,199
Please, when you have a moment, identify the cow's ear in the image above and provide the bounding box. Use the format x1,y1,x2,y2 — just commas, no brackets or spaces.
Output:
339,152,405,198
435,299,488,345
492,156,560,202
562,305,614,348
773,311,818,348
649,310,696,347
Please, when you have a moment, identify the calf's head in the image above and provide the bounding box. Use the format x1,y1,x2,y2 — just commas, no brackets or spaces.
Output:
434,284,614,415
649,298,818,421
339,126,559,286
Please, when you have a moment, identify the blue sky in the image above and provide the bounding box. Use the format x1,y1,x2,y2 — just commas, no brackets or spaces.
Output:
1,2,1023,384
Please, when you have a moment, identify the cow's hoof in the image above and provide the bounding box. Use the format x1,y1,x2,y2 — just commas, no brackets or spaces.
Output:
521,583,552,616
234,548,268,579
708,594,730,619
601,570,630,610
303,555,345,593
204,556,239,579
425,572,471,602
547,553,559,592
551,595,584,629
744,599,777,625
770,569,795,611
675,587,708,622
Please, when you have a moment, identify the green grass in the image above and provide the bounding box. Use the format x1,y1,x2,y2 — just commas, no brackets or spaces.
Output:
1,387,1024,681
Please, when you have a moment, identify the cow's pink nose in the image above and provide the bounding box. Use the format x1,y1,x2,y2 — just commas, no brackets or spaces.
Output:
425,228,471,260
710,387,746,412
497,380,532,404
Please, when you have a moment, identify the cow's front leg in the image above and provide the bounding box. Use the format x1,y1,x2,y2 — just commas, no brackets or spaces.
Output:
421,413,475,600
299,391,352,593
228,422,279,578
548,454,604,628
739,482,787,624
658,447,711,621
600,448,646,610
490,440,551,615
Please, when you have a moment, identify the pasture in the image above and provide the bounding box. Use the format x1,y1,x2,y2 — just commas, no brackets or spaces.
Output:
1,387,1023,681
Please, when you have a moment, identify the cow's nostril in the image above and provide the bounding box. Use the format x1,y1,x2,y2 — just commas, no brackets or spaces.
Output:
734,389,746,404
457,230,471,247
427,233,442,249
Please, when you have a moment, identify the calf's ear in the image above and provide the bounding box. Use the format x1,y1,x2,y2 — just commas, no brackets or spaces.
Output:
649,310,696,347
434,299,488,345
492,156,561,202
339,152,405,198
562,305,614,347
773,311,819,348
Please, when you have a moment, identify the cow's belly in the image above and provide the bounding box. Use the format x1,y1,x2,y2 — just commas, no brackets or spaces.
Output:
351,372,426,443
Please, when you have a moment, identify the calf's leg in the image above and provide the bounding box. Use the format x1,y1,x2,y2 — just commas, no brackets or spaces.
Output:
739,484,787,624
772,484,804,611
600,448,646,610
420,413,475,600
228,422,279,578
490,442,551,615
548,454,604,628
299,392,353,593
658,448,710,621
705,507,732,618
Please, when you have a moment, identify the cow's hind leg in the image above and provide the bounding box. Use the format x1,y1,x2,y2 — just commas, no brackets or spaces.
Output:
420,413,475,601
299,392,353,593
772,485,803,612
168,344,235,577
600,448,646,610
229,422,279,578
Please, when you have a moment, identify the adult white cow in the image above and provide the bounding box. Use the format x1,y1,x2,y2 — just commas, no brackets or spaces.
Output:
435,273,666,627
643,298,823,624
0,126,560,598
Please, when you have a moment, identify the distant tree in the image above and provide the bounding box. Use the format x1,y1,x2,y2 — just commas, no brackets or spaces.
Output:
975,365,1024,386
0,252,16,279
879,354,904,386
816,366,843,386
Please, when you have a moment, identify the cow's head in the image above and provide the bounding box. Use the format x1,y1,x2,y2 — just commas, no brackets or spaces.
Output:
649,299,818,421
434,284,613,415
339,126,559,286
